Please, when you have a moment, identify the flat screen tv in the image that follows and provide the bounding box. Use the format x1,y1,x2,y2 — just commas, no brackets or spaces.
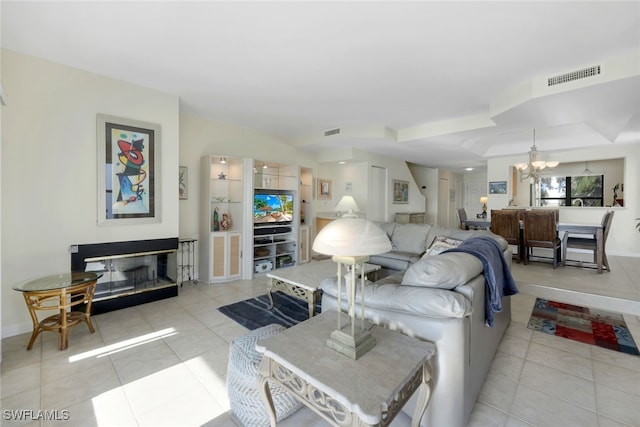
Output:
254,192,294,224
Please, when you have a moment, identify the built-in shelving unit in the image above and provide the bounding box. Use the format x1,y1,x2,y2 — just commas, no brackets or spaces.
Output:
251,161,300,275
200,155,244,283
253,226,297,273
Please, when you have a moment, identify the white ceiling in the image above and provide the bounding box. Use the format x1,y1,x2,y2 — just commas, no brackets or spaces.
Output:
2,1,640,172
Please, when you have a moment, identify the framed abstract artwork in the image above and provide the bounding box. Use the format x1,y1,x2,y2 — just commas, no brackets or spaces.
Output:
97,114,161,225
393,179,409,204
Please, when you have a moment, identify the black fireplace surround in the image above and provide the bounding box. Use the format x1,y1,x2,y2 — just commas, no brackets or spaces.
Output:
71,238,179,315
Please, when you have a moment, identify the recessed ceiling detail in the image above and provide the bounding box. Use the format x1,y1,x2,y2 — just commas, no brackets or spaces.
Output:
548,65,602,87
324,128,341,137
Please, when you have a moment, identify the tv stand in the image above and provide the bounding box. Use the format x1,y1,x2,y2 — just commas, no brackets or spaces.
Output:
253,224,296,273
254,225,292,236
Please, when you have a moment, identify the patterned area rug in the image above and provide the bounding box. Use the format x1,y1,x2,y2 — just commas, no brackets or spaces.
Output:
218,291,320,330
527,298,639,355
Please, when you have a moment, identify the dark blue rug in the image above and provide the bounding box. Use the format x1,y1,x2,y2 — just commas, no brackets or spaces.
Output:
218,291,321,330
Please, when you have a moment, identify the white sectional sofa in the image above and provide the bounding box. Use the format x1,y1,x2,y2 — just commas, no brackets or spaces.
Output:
320,222,516,427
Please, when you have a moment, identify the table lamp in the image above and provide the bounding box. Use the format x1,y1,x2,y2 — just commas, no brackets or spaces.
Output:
480,196,488,218
335,195,360,217
312,217,391,359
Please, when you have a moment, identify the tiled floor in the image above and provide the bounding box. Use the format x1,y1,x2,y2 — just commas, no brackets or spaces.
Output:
2,256,639,427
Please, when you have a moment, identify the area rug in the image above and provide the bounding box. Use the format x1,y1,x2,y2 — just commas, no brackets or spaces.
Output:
218,291,320,330
527,298,639,355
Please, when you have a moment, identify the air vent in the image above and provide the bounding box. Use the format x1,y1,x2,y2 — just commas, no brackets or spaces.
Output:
548,65,601,86
324,128,341,137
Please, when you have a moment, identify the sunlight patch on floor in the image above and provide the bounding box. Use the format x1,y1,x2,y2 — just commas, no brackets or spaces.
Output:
68,328,178,362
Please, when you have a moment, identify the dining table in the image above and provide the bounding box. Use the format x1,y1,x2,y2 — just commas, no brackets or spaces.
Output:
462,219,606,273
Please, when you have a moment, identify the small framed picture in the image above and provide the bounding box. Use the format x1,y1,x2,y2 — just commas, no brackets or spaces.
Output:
317,178,332,199
179,166,188,200
489,181,508,194
392,179,409,204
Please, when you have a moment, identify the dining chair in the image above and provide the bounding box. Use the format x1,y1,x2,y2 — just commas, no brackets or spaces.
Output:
522,210,561,268
490,209,522,262
457,208,469,230
562,210,614,272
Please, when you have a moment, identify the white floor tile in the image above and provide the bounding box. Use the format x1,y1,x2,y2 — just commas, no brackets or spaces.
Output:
2,255,639,427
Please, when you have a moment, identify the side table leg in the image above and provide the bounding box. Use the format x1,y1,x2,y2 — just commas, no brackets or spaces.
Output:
411,364,432,427
258,358,277,427
267,279,275,309
308,301,315,319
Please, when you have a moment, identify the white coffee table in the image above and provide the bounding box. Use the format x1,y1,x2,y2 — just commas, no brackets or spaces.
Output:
266,260,380,319
256,310,436,426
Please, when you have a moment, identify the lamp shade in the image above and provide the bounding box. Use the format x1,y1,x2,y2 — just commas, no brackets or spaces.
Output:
312,218,391,257
480,196,488,205
335,195,359,215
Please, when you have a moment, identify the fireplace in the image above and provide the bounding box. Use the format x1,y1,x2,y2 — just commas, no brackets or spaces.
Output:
71,238,179,314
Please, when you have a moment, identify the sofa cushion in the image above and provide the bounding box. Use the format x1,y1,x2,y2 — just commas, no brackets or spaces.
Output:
426,225,509,252
375,222,397,241
368,252,419,271
401,252,483,289
391,223,430,254
320,277,472,318
424,235,464,256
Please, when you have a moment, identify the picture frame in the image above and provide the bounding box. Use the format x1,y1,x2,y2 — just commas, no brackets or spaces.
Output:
392,179,409,204
97,114,161,225
179,166,188,200
489,181,508,195
317,178,332,199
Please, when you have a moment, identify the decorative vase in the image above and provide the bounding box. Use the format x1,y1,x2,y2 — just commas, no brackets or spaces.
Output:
213,208,220,231
221,213,232,231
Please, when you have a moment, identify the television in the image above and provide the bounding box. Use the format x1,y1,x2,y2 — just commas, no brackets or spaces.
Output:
254,192,294,224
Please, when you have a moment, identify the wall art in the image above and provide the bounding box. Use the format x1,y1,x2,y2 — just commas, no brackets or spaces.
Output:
97,114,161,225
393,179,409,204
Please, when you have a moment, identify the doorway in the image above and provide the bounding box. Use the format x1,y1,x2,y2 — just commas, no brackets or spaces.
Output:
465,180,486,219
369,165,387,222
437,178,450,227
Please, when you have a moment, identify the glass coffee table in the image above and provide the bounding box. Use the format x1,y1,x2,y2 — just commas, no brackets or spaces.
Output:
265,260,381,319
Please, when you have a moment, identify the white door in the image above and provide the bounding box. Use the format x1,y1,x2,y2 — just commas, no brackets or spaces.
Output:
369,165,387,221
437,178,449,227
465,180,486,218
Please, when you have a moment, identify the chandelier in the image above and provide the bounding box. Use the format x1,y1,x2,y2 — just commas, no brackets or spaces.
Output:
514,129,559,182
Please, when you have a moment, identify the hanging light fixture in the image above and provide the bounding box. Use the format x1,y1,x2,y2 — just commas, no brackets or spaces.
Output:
514,129,559,182
220,157,226,164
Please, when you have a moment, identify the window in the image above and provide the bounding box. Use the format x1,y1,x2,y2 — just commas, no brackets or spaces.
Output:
540,175,603,207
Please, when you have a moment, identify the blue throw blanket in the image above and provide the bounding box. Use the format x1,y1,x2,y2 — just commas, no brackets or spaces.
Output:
444,236,518,327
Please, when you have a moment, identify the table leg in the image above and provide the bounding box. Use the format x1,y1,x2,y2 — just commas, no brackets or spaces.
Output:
267,279,275,309
258,358,277,427
411,364,432,427
308,295,315,319
596,228,604,274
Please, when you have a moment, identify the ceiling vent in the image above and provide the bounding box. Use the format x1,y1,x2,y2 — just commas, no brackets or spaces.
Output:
547,65,601,86
324,128,341,137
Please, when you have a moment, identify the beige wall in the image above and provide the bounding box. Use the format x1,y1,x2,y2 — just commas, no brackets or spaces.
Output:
0,7,4,358
178,113,318,240
1,50,180,337
488,143,640,255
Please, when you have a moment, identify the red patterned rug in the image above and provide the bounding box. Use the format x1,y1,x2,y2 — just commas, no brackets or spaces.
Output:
527,298,639,355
